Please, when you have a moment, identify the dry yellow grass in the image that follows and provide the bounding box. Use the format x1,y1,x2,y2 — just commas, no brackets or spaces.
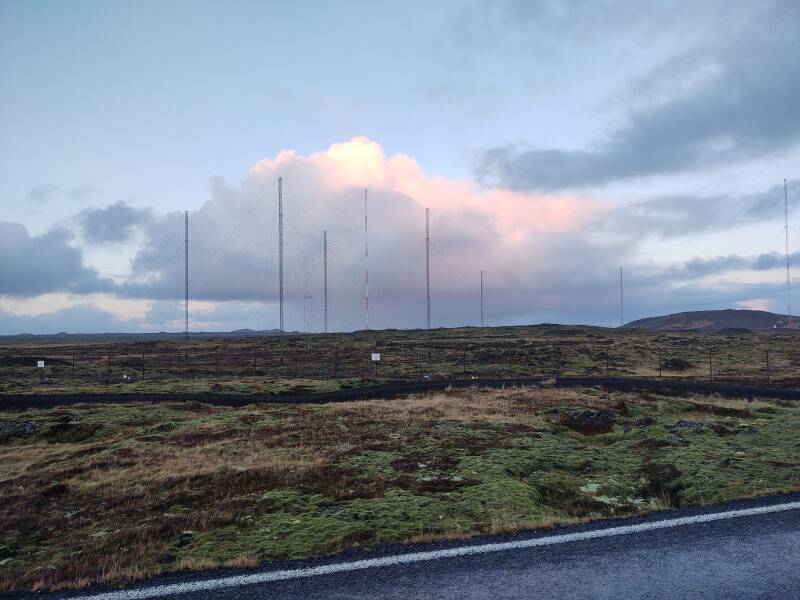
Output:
327,387,600,426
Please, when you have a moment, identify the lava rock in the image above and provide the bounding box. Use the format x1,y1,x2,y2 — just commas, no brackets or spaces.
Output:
552,407,615,435
662,357,693,371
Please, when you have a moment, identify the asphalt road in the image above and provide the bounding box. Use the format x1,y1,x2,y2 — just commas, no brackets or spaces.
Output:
53,494,800,600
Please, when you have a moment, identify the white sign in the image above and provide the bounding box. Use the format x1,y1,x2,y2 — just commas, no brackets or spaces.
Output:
371,353,381,362
36,360,45,368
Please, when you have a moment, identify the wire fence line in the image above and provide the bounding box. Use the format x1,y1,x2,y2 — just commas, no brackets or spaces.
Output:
1,331,797,390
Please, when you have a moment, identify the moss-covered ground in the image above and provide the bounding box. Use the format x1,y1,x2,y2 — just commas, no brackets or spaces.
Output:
0,386,798,591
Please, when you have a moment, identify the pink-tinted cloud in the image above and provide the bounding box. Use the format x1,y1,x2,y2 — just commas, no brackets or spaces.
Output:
251,136,606,237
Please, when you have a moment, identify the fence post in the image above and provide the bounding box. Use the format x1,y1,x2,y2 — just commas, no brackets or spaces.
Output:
556,346,561,377
658,346,662,379
709,350,713,384
334,346,339,378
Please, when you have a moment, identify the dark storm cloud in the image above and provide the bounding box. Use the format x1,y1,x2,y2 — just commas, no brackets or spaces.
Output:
473,1,800,190
0,222,112,296
597,181,799,238
76,201,154,244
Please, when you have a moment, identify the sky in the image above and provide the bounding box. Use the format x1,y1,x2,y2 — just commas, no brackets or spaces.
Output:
0,0,798,334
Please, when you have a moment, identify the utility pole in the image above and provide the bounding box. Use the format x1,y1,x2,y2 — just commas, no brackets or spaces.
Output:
480,268,484,327
323,230,328,334
184,210,189,340
619,266,624,328
364,188,369,330
278,177,284,333
426,208,431,330
784,178,792,326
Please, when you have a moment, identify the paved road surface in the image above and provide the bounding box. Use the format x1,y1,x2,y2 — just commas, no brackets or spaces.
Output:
52,494,800,600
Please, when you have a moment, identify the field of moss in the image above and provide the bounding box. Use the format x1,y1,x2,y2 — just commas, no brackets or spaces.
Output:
0,385,798,591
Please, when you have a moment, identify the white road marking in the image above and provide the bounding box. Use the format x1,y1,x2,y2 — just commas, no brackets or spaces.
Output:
67,501,800,600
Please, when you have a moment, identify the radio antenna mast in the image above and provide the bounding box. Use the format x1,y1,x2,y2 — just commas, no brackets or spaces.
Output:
323,230,328,333
364,188,369,330
426,208,431,330
619,266,624,328
303,294,312,333
184,210,189,340
785,178,792,326
480,268,484,327
278,177,284,333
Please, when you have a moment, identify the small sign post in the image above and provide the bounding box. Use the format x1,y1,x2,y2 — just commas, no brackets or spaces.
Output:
371,352,380,378
37,360,45,382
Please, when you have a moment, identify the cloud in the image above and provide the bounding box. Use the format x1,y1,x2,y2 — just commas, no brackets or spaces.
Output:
76,201,154,244
595,181,799,239
68,186,99,201
116,137,608,330
636,251,800,284
0,304,141,335
473,1,800,190
0,222,112,296
4,138,795,333
28,184,59,203
107,137,793,331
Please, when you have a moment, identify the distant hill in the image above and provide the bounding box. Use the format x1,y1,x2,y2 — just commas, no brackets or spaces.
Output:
0,329,295,344
624,309,797,332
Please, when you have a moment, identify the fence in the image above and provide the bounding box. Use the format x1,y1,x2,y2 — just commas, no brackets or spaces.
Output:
0,331,797,391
